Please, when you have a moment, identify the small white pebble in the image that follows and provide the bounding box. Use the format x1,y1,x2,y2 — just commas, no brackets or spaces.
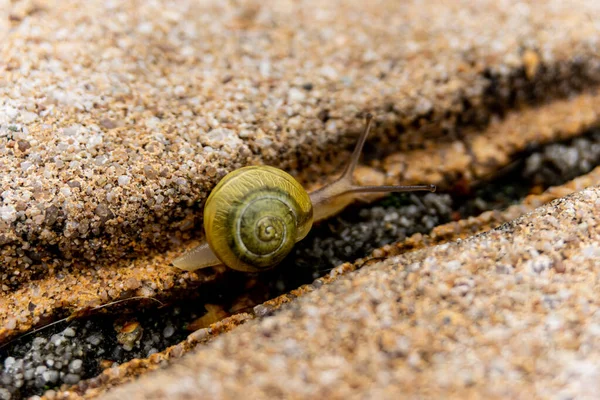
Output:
145,117,161,130
20,161,33,172
288,88,306,103
163,325,175,338
0,206,17,223
174,85,186,96
63,125,78,136
259,60,271,77
21,111,38,123
4,357,15,369
118,175,131,186
63,327,76,337
106,191,117,202
4,106,18,120
445,260,461,271
137,22,154,34
582,245,600,259
88,133,103,147
320,65,338,80
69,359,83,374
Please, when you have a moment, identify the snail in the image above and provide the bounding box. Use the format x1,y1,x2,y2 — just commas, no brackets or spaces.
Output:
172,114,436,272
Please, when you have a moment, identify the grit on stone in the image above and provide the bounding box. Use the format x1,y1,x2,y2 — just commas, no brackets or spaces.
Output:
0,0,600,397
0,140,592,399
2,0,600,344
97,186,600,400
44,165,600,400
388,165,600,261
1,97,598,346
384,92,600,189
2,0,600,287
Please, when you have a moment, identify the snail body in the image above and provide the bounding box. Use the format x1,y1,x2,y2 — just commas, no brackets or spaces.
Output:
172,114,435,273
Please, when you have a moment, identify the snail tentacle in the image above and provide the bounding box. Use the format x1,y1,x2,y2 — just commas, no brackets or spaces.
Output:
309,114,435,222
171,241,223,271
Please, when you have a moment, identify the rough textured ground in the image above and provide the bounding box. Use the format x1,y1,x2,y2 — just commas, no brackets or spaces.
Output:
384,92,600,188
1,0,600,398
2,0,600,286
2,0,599,345
3,99,600,348
92,185,600,400
7,126,600,398
42,165,600,400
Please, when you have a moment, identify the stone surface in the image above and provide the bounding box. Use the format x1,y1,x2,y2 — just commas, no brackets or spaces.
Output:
0,0,600,397
49,166,600,399
1,0,600,289
384,92,600,188
95,186,600,400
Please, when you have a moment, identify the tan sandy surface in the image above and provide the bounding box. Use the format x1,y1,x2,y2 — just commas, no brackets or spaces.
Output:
1,0,600,398
49,166,600,399
95,185,600,400
2,0,600,345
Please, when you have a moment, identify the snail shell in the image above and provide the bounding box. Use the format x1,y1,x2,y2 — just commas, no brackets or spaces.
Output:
203,165,313,272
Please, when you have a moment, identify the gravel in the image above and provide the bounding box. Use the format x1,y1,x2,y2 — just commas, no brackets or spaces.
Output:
2,125,600,398
0,327,87,397
2,123,600,396
285,193,453,279
0,311,193,399
97,185,600,399
457,128,600,217
524,130,600,186
1,0,600,397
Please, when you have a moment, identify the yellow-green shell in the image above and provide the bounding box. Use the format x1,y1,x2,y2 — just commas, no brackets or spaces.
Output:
203,166,313,272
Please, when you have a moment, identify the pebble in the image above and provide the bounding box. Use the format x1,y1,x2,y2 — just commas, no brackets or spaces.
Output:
162,325,175,339
69,360,83,374
0,206,17,223
63,328,76,338
42,370,59,384
86,333,102,346
0,389,11,400
63,373,81,385
524,130,600,186
0,308,182,398
0,327,93,396
287,88,306,103
118,175,131,186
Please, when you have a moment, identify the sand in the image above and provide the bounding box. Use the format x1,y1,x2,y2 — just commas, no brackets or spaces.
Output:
44,165,600,399
96,185,600,400
1,0,600,398
2,0,600,344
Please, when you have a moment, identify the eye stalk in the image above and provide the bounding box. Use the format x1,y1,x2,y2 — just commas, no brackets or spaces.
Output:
171,113,436,272
309,113,436,221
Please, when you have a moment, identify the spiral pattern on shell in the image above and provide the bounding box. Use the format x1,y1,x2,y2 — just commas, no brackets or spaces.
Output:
203,166,313,272
234,193,296,268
